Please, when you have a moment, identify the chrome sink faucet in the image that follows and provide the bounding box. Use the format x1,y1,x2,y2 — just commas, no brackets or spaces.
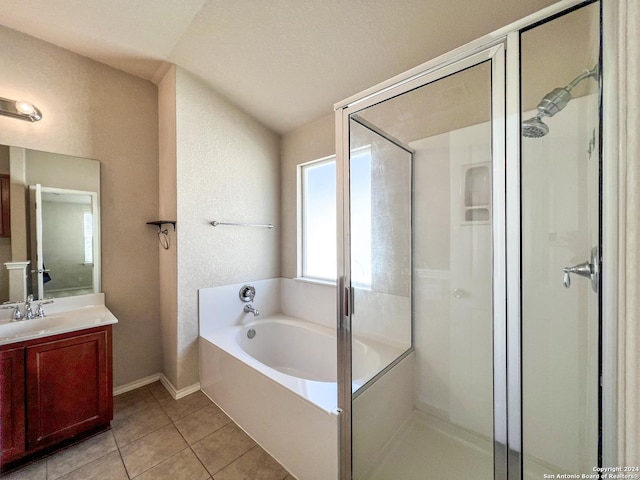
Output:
1,295,54,321
24,294,36,320
35,301,52,318
2,301,25,321
243,304,260,317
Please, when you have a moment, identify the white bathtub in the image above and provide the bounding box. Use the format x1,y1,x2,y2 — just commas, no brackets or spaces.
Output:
237,316,386,384
237,318,337,381
200,314,339,480
199,312,403,480
204,314,399,409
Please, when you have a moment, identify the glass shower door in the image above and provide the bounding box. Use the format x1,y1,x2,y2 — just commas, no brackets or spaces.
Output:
341,46,505,479
520,3,601,478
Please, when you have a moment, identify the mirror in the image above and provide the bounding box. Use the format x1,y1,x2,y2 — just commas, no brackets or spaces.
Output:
0,145,100,302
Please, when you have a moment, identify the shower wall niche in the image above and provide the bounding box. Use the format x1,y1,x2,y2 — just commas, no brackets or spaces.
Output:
462,163,491,223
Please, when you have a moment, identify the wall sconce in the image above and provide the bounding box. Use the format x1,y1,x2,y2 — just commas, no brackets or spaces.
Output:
0,96,42,122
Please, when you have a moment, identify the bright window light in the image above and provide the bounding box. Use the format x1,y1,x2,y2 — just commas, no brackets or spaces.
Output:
301,157,336,281
349,148,372,288
83,212,93,264
299,148,372,287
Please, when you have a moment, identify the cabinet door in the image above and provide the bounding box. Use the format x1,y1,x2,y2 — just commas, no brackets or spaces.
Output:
0,346,26,463
26,328,112,450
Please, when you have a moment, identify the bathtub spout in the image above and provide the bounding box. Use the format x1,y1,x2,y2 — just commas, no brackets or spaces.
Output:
243,304,260,316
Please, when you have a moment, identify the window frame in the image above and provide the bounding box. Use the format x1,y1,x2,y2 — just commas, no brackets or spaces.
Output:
297,146,372,287
297,154,337,284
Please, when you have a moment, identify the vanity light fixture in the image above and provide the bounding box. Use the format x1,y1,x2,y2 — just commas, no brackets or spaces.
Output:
0,96,42,122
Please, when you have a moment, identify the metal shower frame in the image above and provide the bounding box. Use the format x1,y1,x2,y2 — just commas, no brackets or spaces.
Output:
334,0,616,478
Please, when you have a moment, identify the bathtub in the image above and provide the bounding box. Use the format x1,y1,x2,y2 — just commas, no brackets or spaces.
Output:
237,316,388,386
199,313,403,480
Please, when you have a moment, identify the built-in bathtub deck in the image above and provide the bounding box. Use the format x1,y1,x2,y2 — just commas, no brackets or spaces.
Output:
204,314,339,413
198,279,407,480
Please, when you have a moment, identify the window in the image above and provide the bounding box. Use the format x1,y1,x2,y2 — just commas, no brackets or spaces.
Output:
300,156,336,282
299,148,372,286
83,212,93,264
349,148,372,288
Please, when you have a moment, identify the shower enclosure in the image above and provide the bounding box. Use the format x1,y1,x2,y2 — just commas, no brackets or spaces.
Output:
335,1,610,479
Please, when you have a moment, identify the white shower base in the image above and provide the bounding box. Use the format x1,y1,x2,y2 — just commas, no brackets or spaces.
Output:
363,411,493,480
364,410,570,479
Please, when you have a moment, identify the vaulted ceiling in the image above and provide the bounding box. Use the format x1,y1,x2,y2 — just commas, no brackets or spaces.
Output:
0,0,558,133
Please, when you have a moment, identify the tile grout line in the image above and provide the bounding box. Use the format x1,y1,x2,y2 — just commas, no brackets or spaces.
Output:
113,386,168,450
170,416,212,478
207,443,260,478
115,386,164,479
120,388,215,479
117,442,134,480
159,389,293,480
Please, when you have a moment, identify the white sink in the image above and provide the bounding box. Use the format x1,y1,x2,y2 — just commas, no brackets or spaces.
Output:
0,294,118,345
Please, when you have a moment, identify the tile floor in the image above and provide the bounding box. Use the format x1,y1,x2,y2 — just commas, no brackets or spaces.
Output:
2,382,295,480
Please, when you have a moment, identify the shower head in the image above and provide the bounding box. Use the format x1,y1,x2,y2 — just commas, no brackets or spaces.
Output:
522,114,549,138
522,65,598,139
536,87,573,117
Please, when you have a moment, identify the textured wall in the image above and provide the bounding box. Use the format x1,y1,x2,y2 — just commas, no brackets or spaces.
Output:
158,67,179,387
280,114,334,279
0,25,161,388
174,68,280,389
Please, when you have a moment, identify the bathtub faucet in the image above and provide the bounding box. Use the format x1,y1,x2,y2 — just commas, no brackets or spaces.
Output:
243,304,260,316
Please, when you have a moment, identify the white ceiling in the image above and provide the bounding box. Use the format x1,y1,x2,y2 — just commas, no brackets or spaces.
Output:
0,0,558,134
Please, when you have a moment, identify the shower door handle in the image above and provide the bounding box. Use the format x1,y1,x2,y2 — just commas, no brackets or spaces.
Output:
562,246,599,293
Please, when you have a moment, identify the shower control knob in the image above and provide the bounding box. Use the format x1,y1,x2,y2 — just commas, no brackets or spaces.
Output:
239,285,256,302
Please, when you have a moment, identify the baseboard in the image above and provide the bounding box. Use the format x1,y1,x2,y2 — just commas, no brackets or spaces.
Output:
159,373,201,400
113,373,200,399
113,373,161,396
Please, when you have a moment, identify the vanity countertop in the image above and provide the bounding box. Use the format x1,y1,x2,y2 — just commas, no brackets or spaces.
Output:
0,293,118,346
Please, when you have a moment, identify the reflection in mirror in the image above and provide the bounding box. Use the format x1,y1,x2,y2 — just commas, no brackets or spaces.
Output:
0,145,100,302
30,186,99,299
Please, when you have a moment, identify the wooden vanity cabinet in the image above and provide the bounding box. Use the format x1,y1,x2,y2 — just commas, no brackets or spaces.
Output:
26,328,113,450
0,347,26,463
0,325,112,467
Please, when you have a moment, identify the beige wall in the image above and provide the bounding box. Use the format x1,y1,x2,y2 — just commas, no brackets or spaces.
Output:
158,66,179,387
173,68,280,389
0,25,161,388
25,150,100,191
280,113,334,279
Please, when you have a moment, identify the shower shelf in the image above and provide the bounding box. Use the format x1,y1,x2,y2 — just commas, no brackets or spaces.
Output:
146,220,176,232
461,163,491,225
